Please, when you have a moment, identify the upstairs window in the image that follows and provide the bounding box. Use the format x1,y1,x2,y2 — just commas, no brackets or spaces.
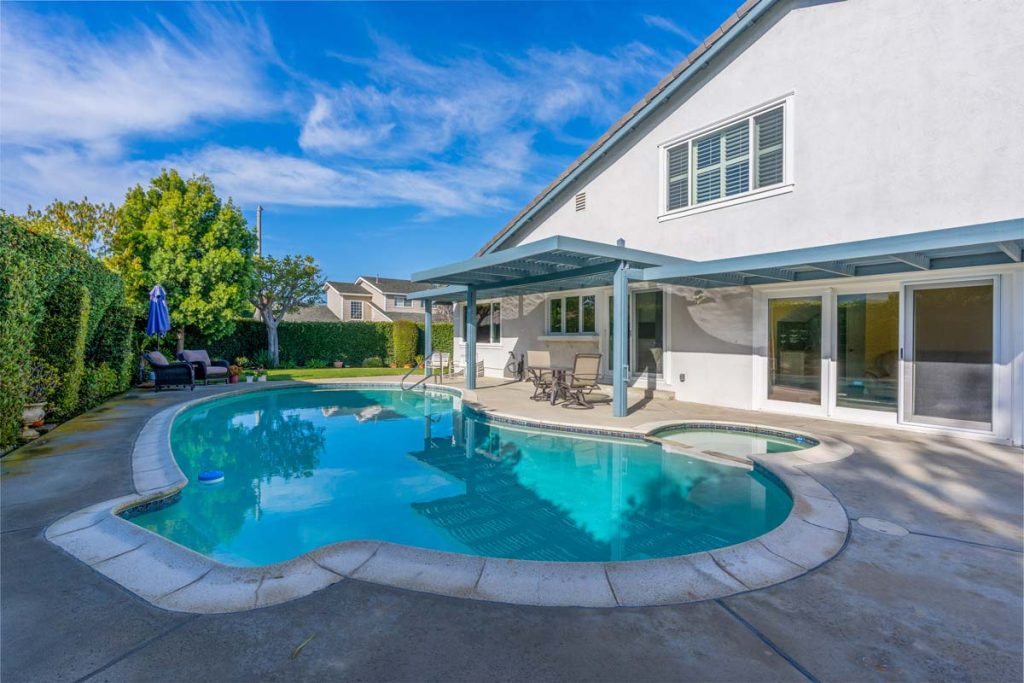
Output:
663,103,786,214
393,295,411,307
350,301,363,319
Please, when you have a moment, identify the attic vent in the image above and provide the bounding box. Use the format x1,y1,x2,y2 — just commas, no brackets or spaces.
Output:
575,192,586,212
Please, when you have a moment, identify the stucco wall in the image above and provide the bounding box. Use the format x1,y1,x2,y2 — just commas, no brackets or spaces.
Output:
502,0,1024,259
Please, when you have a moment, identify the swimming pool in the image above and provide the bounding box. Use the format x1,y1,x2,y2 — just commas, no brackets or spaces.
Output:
128,386,792,566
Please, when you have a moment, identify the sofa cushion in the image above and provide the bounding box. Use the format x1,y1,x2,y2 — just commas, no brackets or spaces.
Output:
181,349,212,366
205,366,229,377
147,351,170,367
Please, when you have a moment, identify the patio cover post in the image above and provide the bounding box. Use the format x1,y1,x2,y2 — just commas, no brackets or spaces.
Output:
612,260,629,417
423,299,432,378
465,287,477,389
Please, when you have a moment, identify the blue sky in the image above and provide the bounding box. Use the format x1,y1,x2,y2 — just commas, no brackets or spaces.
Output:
1,1,736,281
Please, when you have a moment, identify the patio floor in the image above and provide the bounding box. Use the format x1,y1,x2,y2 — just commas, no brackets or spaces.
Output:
2,378,1022,682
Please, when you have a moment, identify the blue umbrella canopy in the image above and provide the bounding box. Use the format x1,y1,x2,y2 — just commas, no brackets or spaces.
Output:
146,285,171,337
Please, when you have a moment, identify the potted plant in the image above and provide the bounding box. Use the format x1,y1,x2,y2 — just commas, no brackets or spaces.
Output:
256,367,268,382
228,364,242,384
21,359,56,441
332,357,346,368
244,371,255,384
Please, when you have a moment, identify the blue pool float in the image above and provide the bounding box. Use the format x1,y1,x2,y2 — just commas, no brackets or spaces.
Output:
198,470,225,484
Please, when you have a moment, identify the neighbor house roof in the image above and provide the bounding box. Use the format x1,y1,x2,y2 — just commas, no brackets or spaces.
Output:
357,276,437,295
475,0,778,256
324,281,370,296
365,301,424,323
281,304,342,323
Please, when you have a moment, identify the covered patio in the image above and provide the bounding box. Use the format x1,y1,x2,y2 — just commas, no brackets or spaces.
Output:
409,235,689,416
410,221,1022,421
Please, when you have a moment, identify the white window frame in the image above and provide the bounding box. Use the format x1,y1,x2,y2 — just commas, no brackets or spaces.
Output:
349,300,363,320
461,301,501,345
546,294,598,335
658,94,795,221
393,295,410,307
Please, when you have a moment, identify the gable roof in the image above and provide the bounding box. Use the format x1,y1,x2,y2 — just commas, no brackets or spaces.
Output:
476,0,778,256
357,276,436,295
281,304,342,323
324,281,369,296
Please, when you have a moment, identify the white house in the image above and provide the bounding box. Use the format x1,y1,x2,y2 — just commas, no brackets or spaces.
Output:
408,0,1024,446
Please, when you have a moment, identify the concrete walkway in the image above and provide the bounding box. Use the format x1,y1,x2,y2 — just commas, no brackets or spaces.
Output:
2,380,1021,682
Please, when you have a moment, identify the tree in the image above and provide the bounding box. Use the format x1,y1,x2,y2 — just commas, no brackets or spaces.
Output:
251,255,324,367
17,198,119,257
110,169,256,351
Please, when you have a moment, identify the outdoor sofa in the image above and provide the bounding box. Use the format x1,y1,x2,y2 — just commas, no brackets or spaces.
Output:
176,350,231,385
144,351,195,392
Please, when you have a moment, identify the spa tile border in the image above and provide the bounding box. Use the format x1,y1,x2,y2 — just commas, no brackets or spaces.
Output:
46,382,850,613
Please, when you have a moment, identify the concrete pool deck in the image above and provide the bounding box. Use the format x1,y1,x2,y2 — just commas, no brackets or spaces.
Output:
2,377,1022,681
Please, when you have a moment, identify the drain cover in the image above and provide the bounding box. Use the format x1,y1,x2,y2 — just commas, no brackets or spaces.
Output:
857,517,909,536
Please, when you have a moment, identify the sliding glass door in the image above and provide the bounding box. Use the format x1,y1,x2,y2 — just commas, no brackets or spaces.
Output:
905,281,994,430
835,292,899,412
767,297,822,404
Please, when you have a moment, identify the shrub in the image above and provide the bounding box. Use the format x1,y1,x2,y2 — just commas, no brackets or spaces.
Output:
362,356,384,368
251,349,274,369
26,359,59,404
35,282,91,420
392,320,418,366
305,358,329,369
0,248,36,447
79,363,123,412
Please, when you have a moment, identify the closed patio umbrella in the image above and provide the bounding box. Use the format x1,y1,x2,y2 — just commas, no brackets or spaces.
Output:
146,284,171,337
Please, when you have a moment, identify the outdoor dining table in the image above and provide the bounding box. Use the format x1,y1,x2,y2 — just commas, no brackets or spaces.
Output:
532,365,572,405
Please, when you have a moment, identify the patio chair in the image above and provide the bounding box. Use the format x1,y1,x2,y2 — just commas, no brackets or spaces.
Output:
176,349,231,385
526,350,554,401
563,353,602,409
144,351,195,392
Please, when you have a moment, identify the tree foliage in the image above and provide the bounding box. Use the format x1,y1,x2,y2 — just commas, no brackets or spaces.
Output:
111,169,256,346
251,254,324,367
12,198,119,257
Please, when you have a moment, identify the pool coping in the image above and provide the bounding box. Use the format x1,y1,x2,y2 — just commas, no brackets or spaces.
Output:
45,381,854,612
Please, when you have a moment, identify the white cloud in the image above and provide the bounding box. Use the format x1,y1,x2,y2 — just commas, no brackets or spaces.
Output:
0,6,278,147
0,7,681,218
643,15,702,46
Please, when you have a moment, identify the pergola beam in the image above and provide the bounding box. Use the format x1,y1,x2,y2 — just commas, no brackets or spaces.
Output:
890,252,931,270
997,241,1022,262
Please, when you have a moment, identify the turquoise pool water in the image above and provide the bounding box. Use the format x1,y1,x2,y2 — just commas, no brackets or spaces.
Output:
129,386,792,565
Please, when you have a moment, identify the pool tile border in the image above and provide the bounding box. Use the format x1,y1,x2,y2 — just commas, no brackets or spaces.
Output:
45,382,852,612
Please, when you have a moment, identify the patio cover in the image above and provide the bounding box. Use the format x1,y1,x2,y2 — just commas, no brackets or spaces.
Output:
408,235,688,302
639,220,1022,287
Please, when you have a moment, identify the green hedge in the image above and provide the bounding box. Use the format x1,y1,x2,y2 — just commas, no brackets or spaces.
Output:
197,318,454,368
0,218,133,447
392,320,418,366
35,283,91,420
0,249,37,446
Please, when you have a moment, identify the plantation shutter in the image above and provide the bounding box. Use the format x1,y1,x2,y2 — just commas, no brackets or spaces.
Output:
723,121,750,197
754,107,784,188
666,143,689,211
694,121,749,204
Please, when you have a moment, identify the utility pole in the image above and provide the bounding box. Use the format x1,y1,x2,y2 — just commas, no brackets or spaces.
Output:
256,205,263,257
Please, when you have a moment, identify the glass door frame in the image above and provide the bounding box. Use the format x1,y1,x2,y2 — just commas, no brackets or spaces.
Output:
827,282,902,426
630,286,668,381
760,289,831,417
901,275,999,433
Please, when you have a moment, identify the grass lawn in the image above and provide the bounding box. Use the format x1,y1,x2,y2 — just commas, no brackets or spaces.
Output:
266,367,410,381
